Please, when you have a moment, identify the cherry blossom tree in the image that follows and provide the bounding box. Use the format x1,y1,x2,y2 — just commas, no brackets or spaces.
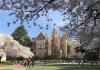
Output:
0,33,34,58
0,0,100,50
60,0,100,50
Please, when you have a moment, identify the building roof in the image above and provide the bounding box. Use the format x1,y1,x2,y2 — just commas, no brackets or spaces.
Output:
37,32,48,40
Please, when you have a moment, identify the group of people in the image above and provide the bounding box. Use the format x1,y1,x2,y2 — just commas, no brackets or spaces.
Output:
13,51,99,66
14,57,35,67
23,57,35,67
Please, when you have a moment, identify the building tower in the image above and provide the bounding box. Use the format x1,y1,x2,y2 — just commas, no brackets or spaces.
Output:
51,24,59,57
60,32,69,57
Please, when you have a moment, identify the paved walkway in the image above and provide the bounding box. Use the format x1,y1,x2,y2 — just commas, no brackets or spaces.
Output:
0,64,26,70
13,64,26,70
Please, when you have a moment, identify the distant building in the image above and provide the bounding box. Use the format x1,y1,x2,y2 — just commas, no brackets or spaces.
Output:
35,33,49,58
60,32,68,57
32,27,75,58
51,27,60,57
47,37,51,56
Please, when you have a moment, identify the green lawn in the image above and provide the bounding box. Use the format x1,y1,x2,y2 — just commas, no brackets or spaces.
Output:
0,61,13,66
0,61,13,70
26,64,100,70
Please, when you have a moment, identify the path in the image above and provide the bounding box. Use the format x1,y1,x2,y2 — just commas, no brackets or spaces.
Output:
0,64,26,70
13,64,26,70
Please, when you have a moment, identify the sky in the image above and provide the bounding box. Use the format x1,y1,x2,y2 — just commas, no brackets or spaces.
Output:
0,10,66,38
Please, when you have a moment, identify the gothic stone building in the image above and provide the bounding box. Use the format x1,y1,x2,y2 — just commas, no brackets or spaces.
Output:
32,28,75,58
33,33,51,59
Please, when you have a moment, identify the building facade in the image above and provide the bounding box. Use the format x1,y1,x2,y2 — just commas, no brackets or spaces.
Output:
32,28,75,58
60,33,68,57
35,33,49,59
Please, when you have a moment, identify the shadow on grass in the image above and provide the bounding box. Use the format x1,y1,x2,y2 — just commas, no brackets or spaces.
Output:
56,64,100,70
40,64,100,70
27,63,100,70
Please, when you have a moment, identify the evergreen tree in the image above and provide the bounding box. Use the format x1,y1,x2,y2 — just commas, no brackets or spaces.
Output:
11,25,33,47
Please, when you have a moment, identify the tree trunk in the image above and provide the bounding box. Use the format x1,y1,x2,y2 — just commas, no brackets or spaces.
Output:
0,57,1,62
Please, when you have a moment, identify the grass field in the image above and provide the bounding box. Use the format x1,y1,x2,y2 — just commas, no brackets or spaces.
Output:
1,61,100,70
0,61,13,66
26,64,100,70
0,62,13,70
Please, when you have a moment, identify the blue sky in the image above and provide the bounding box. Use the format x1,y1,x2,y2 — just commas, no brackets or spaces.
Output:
0,10,66,38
